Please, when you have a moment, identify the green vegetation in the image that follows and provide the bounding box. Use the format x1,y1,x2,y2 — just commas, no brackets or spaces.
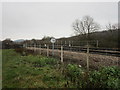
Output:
2,49,65,88
89,66,120,88
2,49,120,88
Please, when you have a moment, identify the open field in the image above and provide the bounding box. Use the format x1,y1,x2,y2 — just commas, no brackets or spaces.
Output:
3,49,65,88
2,49,120,88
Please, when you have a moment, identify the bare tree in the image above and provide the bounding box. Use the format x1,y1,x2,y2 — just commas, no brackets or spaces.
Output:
106,23,118,30
72,15,100,38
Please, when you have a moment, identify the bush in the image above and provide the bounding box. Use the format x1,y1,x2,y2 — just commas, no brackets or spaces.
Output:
65,64,84,86
89,66,120,88
66,64,83,78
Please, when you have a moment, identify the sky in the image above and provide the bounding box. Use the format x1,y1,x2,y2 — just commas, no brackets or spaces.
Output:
1,1,118,40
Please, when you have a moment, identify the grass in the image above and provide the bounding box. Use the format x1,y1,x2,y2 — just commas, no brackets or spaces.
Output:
2,49,120,88
2,49,66,88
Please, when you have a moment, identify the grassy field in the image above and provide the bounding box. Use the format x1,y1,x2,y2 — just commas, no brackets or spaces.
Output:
2,49,120,88
2,49,66,88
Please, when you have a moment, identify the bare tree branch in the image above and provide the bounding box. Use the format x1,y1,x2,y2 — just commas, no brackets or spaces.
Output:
106,23,118,30
72,15,100,36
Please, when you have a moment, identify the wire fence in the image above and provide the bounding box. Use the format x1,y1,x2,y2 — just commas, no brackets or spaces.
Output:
23,40,119,70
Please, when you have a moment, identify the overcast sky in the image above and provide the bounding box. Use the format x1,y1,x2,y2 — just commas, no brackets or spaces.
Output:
1,2,118,40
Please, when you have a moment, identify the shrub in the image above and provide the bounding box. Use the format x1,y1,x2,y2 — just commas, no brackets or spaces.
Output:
66,64,82,77
89,66,120,88
65,64,83,83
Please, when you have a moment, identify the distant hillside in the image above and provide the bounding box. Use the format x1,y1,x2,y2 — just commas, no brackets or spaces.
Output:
57,29,119,48
14,39,25,43
22,29,119,48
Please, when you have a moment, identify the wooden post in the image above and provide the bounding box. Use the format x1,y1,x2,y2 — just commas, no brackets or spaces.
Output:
25,43,27,48
52,43,54,56
61,46,63,63
34,44,36,52
47,45,49,57
69,41,71,51
69,41,70,46
23,44,25,48
86,45,89,71
39,44,41,55
56,40,57,50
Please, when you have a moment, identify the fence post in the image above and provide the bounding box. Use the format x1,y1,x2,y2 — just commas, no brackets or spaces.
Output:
47,45,49,57
69,41,71,46
61,46,63,63
86,45,89,71
26,43,27,48
69,41,71,51
34,44,36,52
39,44,41,55
52,43,54,56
